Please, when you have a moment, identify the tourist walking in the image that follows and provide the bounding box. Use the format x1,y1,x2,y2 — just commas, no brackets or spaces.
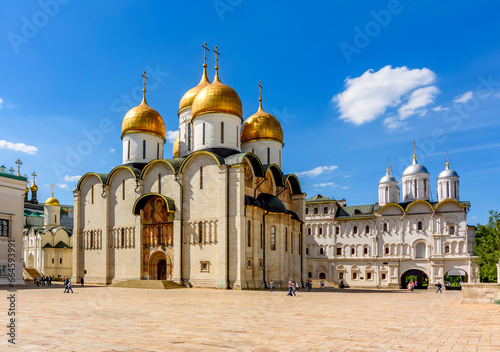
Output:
411,280,415,292
292,282,297,296
270,280,274,292
47,276,52,286
340,280,345,289
81,277,84,287
66,280,73,293
295,281,300,292
287,281,293,296
436,282,442,293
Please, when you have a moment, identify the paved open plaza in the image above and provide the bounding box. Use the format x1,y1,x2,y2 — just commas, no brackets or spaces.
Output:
1,284,499,351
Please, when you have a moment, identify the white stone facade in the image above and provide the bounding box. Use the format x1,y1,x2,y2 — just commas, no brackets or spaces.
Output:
122,133,165,165
241,139,283,169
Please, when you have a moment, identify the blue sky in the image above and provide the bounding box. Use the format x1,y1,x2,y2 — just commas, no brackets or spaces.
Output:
1,1,499,225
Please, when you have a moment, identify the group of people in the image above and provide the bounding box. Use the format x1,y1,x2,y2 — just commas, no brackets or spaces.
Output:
287,281,299,296
63,276,73,293
407,280,417,292
35,275,52,286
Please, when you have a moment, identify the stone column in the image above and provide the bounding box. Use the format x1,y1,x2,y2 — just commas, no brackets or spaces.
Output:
71,190,81,282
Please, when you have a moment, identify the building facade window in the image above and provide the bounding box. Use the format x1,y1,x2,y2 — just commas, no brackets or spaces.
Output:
270,226,276,250
285,228,288,252
385,247,389,255
158,174,161,194
363,247,368,255
267,147,270,164
445,245,450,253
365,225,369,233
339,272,344,280
351,247,355,255
449,226,455,234
381,273,386,280
417,221,422,231
122,180,125,200
336,247,342,255
198,221,203,243
336,226,340,235
352,272,357,280
143,140,146,159
353,226,357,234
200,167,203,189
127,140,130,160
260,224,263,249
308,228,311,235
319,227,323,235
91,185,94,204
323,207,328,214
319,247,324,255
305,208,309,215
202,123,206,145
157,143,159,159
367,272,372,280
188,123,192,150
60,258,62,264
314,208,318,215
221,122,224,143
121,228,125,247
383,223,388,232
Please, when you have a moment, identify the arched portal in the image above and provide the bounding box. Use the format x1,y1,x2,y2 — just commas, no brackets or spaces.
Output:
444,269,467,290
400,269,428,289
27,253,34,268
319,273,326,280
148,251,172,280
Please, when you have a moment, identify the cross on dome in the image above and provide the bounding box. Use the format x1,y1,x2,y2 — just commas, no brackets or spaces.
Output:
15,159,22,176
141,71,149,103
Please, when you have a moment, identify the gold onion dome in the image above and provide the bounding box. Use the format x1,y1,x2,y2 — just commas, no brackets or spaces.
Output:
121,96,166,140
25,185,29,194
172,136,180,158
30,182,38,191
45,196,60,206
179,65,211,112
191,70,243,119
241,91,283,145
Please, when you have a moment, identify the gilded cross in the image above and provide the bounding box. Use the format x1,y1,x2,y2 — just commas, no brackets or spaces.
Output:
31,171,37,183
213,45,220,69
141,71,149,92
8,167,14,175
15,159,22,176
50,184,54,196
202,42,210,66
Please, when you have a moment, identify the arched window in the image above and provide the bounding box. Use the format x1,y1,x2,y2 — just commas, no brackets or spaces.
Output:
91,185,94,204
267,147,270,164
127,140,130,160
415,242,426,258
198,221,203,243
157,143,159,159
353,226,357,234
158,174,161,194
319,247,324,255
122,179,125,200
90,231,94,249
202,123,206,145
285,228,288,251
143,140,146,159
247,221,251,247
121,228,125,247
445,245,450,253
306,247,309,255
449,226,455,235
383,223,388,232
385,247,389,255
417,221,422,231
351,247,355,255
270,226,276,250
308,228,311,235
221,122,224,143
319,227,323,235
363,247,368,255
336,226,340,235
200,167,203,189
365,225,369,233
188,123,192,150
54,214,57,223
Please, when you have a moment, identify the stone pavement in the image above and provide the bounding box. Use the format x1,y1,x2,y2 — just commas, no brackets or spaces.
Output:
1,283,499,351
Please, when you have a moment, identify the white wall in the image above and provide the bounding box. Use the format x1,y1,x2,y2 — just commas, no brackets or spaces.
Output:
241,140,283,167
122,133,165,164
192,113,242,152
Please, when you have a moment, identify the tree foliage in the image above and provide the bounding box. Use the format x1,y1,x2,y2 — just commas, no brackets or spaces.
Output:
474,211,500,282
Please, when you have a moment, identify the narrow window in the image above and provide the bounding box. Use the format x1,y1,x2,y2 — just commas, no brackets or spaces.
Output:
202,123,206,145
351,247,355,255
199,221,203,243
127,140,130,160
247,221,251,247
291,232,293,254
188,123,192,150
336,247,342,255
352,272,357,280
158,173,162,194
367,272,372,280
90,231,94,248
285,228,288,251
382,273,386,280
91,185,94,204
121,228,125,247
200,166,203,189
143,140,146,159
365,225,369,233
385,247,389,254
353,226,357,234
308,228,311,235
267,147,270,164
260,224,263,249
450,226,455,235
319,227,323,235
424,179,427,194
60,258,62,264
54,215,57,223
319,247,324,255
339,272,344,280
324,207,328,214
306,248,309,255
221,122,224,143
252,148,254,154
52,258,54,264
445,245,450,253
279,150,281,166
156,143,159,159
417,221,422,231
122,180,125,200
383,223,388,232
314,208,318,215
270,226,276,250
305,208,309,215
336,227,340,235
236,126,239,146
363,247,368,255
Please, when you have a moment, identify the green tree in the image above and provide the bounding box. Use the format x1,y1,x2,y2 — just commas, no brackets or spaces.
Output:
474,211,500,282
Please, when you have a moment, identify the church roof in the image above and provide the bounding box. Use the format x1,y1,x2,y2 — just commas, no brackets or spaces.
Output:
336,204,375,219
54,241,71,249
24,209,44,217
307,194,336,203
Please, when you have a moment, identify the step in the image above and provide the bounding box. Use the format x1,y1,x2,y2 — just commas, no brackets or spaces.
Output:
109,280,185,289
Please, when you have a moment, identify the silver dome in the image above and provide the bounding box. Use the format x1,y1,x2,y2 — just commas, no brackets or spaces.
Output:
379,174,397,184
403,162,429,176
438,168,459,179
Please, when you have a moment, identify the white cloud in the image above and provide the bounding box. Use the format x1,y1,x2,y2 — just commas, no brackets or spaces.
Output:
0,140,38,154
110,148,116,153
166,130,179,144
313,182,337,187
453,91,474,103
57,184,68,189
344,175,351,178
64,175,81,182
333,65,437,125
433,106,449,112
342,186,350,189
0,97,3,109
398,86,439,119
383,117,408,132
295,165,338,178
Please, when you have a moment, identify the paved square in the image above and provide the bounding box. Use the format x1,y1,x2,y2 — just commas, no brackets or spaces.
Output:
1,284,499,351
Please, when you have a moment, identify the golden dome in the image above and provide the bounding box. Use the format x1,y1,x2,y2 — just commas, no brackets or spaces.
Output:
241,102,283,145
30,183,38,192
25,185,29,194
172,136,180,158
191,71,243,120
178,65,211,113
45,196,60,207
121,96,166,140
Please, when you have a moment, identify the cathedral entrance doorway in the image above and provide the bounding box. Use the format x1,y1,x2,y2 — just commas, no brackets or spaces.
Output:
27,253,34,267
148,251,172,280
400,269,428,289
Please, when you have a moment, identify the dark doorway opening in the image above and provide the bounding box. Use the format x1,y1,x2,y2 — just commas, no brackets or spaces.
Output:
319,272,326,279
157,259,166,280
401,269,428,289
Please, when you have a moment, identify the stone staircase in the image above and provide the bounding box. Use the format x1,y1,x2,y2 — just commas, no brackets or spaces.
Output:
311,278,339,289
23,267,43,282
109,280,185,289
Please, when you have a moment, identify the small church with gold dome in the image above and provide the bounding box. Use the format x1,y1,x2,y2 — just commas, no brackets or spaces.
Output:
72,44,306,289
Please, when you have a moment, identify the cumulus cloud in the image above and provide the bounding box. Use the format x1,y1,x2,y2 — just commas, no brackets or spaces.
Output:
64,175,81,182
333,66,437,126
383,117,408,132
166,130,179,144
295,165,338,178
313,182,337,187
398,86,439,119
58,184,68,189
433,106,449,112
0,140,38,154
453,91,474,103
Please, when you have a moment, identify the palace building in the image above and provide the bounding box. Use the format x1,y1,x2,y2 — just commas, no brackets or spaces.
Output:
305,152,477,289
72,45,306,289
